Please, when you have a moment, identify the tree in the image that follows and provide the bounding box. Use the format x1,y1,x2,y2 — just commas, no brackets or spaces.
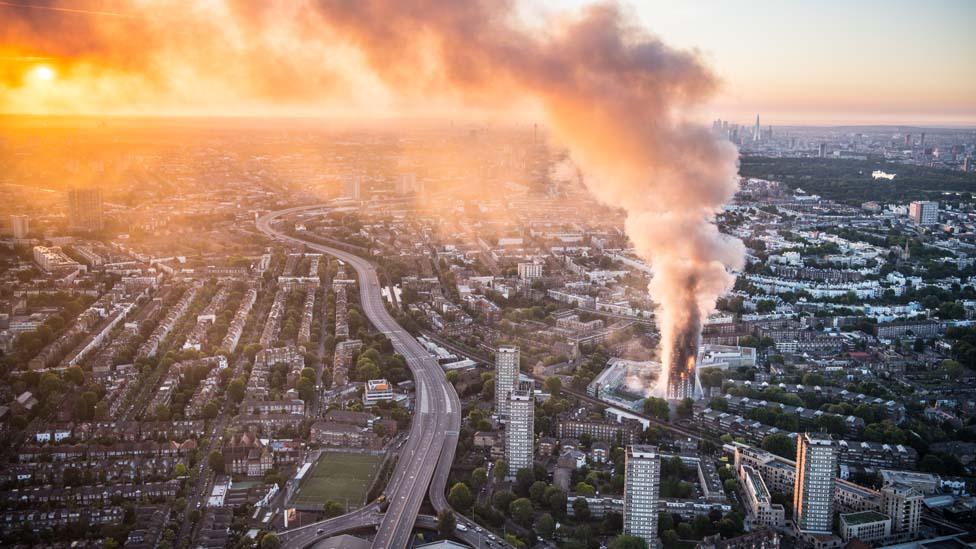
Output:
515,468,535,496
661,529,680,547
677,397,694,418
609,535,648,549
492,490,515,513
643,397,669,420
243,343,262,360
481,379,495,401
65,365,85,385
448,482,473,512
506,533,527,549
761,433,796,459
208,450,224,474
719,517,741,538
174,463,188,477
575,482,596,497
356,358,381,381
545,376,562,397
154,404,171,421
228,377,246,403
202,401,220,419
572,497,591,521
529,480,547,504
546,487,567,518
38,372,63,398
323,501,344,518
509,498,534,528
259,533,280,549
470,467,488,492
493,459,508,482
801,372,825,386
919,454,945,474
659,512,675,532
536,512,556,539
437,509,456,536
297,377,315,402
941,359,964,381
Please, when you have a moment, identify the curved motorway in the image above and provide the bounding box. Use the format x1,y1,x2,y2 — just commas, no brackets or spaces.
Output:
257,206,461,549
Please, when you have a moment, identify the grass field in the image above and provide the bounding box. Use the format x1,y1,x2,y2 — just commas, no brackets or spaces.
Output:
292,451,382,508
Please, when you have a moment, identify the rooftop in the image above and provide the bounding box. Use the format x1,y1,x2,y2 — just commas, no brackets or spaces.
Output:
841,510,889,526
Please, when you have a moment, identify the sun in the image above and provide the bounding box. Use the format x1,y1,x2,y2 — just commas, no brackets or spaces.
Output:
29,64,56,83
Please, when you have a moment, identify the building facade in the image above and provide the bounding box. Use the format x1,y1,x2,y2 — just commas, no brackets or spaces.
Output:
68,188,104,231
839,511,891,544
505,386,534,478
624,444,661,546
881,482,922,541
363,379,394,407
908,201,938,225
794,434,838,535
10,215,29,239
495,346,520,421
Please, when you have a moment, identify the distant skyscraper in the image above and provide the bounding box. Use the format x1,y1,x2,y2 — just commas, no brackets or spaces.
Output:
904,134,912,147
753,114,761,142
68,188,104,231
909,201,938,225
818,143,827,158
793,434,838,535
494,346,520,421
919,132,926,147
505,384,534,477
624,444,661,545
395,173,417,195
10,214,29,239
343,176,362,200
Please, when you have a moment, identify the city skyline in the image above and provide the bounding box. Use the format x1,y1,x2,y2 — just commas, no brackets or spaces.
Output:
1,1,975,548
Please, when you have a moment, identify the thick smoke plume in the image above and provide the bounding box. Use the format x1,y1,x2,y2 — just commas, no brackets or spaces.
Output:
3,0,745,394
309,0,746,396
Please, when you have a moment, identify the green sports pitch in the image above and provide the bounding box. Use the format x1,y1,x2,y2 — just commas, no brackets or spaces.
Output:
292,451,382,508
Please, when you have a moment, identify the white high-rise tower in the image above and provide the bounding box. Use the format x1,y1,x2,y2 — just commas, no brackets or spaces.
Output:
505,384,534,478
494,346,519,421
624,445,661,545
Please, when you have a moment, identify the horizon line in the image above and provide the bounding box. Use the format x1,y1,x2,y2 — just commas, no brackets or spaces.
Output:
2,112,975,130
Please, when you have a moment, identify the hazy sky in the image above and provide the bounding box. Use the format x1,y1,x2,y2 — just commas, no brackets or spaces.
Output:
554,0,976,126
1,0,974,126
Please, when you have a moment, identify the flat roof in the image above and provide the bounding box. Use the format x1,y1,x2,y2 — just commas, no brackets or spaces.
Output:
842,510,889,525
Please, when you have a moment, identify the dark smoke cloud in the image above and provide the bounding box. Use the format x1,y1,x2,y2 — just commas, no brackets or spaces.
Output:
309,0,745,396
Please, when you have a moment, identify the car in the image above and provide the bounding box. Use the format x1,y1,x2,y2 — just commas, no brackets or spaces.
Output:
456,524,468,532
475,526,483,532
316,528,324,534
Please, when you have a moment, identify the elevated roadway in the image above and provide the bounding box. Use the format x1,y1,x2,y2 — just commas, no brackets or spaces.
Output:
257,206,461,549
